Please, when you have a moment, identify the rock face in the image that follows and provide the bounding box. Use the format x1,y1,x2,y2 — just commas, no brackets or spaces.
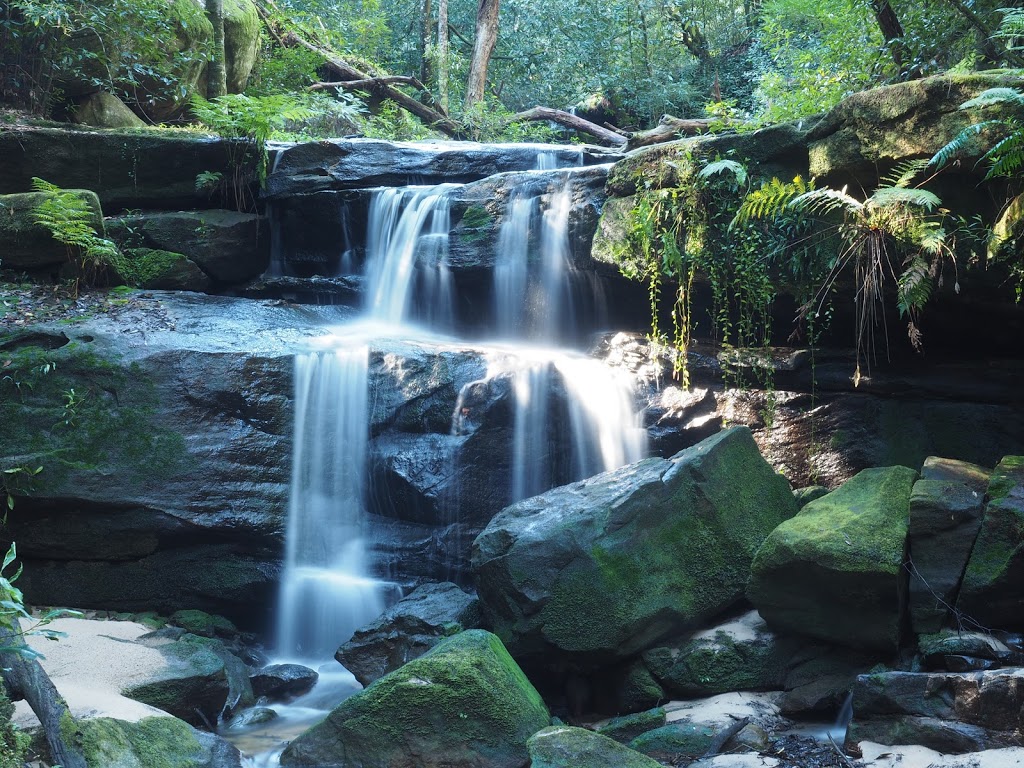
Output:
907,457,989,634
279,630,550,768
528,725,662,768
748,466,918,651
335,582,481,686
957,456,1024,628
0,127,245,211
473,427,798,665
847,668,1024,752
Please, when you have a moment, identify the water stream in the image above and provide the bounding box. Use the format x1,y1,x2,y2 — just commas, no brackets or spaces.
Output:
232,145,645,765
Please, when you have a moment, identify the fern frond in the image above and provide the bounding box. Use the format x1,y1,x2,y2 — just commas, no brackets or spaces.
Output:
928,120,1004,168
995,8,1024,48
868,186,942,211
917,222,948,255
881,159,928,189
988,192,1024,261
897,256,933,317
790,186,863,217
697,159,747,186
731,175,811,226
30,177,61,194
983,127,1024,178
960,87,1024,110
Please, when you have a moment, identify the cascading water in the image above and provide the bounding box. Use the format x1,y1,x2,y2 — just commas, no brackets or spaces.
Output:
235,144,643,766
276,346,398,660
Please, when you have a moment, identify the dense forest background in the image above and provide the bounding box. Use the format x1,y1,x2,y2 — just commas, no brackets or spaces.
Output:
1,0,1021,139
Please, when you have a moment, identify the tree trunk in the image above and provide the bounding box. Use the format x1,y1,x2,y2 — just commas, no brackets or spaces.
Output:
869,0,914,77
465,0,500,109
420,0,433,87
625,115,718,150
0,632,88,768
206,0,228,98
437,0,449,110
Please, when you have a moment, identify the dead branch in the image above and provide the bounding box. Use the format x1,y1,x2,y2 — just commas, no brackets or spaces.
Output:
625,114,720,150
509,106,627,147
309,76,429,92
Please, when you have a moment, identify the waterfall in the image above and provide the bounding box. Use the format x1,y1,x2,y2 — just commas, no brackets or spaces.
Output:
276,346,398,660
363,184,459,327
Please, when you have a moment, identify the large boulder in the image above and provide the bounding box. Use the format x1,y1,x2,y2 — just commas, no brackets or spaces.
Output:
847,668,1024,753
957,456,1024,628
77,715,243,768
223,0,261,94
106,210,270,286
0,189,104,271
472,426,798,665
335,582,481,686
528,725,662,768
907,457,989,634
748,465,918,651
279,630,550,768
71,92,147,129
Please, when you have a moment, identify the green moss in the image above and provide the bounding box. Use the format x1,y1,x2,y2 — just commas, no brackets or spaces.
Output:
0,690,28,768
596,708,666,744
120,248,187,285
170,609,236,637
529,725,664,768
628,722,716,760
79,716,203,768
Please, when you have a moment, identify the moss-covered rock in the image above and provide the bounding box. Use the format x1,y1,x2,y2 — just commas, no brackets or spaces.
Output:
528,725,662,768
628,722,717,762
121,634,230,726
223,0,261,94
748,465,918,651
793,485,829,508
957,456,1024,629
473,426,798,665
0,190,104,271
594,708,666,744
279,630,550,768
71,92,147,129
170,609,237,638
120,248,211,291
77,715,242,768
907,459,988,634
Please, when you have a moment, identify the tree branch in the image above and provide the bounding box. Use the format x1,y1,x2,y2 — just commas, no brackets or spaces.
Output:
309,76,429,91
625,114,718,150
509,106,627,147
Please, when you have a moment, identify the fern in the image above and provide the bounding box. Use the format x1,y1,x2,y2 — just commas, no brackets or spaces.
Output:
996,7,1024,50
881,159,928,189
989,192,1024,261
928,120,1004,169
959,87,1024,110
984,128,1024,178
697,159,747,186
868,186,942,211
732,175,812,226
790,186,864,217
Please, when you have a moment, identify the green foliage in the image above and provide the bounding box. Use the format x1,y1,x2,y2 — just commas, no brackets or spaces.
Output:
29,177,122,289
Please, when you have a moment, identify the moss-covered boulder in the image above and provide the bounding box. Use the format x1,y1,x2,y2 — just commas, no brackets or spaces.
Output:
121,633,231,726
957,456,1024,629
748,465,918,651
77,715,242,768
594,708,666,744
106,210,269,285
71,92,147,129
223,0,261,94
336,581,481,686
528,725,662,768
170,609,237,638
279,630,550,768
473,427,797,665
120,248,211,291
907,457,989,634
0,190,104,271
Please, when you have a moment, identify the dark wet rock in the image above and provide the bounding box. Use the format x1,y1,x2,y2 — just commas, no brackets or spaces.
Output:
336,582,481,686
907,459,989,634
957,456,1024,629
918,630,1014,670
265,138,619,196
473,427,797,666
847,668,1024,752
528,725,662,768
250,664,319,700
0,127,246,211
748,466,918,651
123,248,213,292
279,630,550,768
942,655,1001,672
232,706,278,727
106,210,270,286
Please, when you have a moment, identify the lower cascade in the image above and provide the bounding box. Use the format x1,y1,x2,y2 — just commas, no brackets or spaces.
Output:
242,145,648,765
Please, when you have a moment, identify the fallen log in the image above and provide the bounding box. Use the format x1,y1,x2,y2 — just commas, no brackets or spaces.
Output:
625,115,722,150
509,106,627,147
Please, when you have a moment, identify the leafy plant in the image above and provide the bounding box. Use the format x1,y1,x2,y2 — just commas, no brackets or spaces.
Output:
30,178,122,293
0,542,81,658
